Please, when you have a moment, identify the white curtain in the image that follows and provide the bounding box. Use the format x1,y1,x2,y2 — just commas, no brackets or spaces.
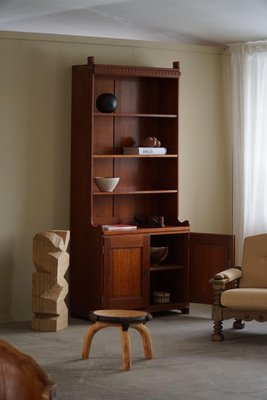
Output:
230,41,267,263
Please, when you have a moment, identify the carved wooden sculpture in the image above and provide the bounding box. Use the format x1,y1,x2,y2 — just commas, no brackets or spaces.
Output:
32,230,70,332
0,339,56,400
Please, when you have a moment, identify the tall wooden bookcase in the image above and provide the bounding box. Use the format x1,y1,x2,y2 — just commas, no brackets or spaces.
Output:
70,56,190,319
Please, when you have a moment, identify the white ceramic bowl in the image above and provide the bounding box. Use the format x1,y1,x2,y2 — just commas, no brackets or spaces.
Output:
94,176,120,192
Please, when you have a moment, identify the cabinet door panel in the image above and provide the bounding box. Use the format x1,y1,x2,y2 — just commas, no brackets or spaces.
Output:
189,233,235,304
104,234,149,309
112,248,142,297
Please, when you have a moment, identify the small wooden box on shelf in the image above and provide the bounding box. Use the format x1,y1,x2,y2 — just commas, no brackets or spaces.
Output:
70,56,190,318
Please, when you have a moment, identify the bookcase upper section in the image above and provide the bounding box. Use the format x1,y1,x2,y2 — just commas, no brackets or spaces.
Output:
71,56,185,227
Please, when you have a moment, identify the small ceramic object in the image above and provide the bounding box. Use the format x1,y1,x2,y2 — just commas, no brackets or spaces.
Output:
142,136,161,147
94,177,120,192
96,93,118,113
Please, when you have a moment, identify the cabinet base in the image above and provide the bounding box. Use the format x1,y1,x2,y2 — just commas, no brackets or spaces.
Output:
147,302,190,313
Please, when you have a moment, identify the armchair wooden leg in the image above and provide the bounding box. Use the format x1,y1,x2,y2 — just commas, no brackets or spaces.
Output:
233,319,245,329
211,320,224,341
181,308,190,314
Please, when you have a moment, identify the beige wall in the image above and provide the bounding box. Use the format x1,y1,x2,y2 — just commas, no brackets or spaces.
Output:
0,31,231,322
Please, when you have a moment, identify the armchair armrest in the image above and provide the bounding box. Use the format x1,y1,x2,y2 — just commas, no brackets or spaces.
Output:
210,267,242,292
214,267,242,283
210,267,243,311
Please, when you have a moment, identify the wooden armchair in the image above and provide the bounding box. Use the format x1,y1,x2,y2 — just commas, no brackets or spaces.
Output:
210,233,267,341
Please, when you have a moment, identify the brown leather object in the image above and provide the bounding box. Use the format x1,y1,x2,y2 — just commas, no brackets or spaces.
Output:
0,339,56,400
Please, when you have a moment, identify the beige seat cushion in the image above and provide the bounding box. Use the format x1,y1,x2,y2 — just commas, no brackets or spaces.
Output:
221,288,267,310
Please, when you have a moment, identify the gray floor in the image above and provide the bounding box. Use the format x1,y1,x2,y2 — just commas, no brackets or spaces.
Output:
1,304,267,400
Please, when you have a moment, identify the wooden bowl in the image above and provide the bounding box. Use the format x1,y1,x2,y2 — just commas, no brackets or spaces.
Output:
150,246,169,265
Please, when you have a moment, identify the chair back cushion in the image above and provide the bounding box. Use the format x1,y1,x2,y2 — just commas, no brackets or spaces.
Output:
240,233,267,288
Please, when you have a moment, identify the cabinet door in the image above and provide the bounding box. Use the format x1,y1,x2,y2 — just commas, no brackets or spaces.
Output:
103,234,150,309
189,233,235,304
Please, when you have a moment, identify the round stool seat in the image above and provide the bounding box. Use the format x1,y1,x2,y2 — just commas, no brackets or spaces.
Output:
89,309,152,329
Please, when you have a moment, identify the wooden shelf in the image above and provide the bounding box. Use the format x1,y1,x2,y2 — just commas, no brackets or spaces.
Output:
94,113,177,118
149,264,184,272
93,189,178,195
93,154,178,158
102,226,190,235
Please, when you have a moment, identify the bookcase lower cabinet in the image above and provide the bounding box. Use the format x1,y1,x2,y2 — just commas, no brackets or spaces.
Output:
102,230,190,313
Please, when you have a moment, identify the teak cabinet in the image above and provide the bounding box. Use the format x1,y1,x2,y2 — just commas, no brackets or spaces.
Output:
70,56,190,319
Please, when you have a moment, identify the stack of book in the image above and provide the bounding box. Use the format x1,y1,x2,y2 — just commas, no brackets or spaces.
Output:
123,147,167,155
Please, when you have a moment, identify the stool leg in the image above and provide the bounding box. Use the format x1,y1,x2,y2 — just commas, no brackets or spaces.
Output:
132,323,153,359
119,327,132,371
82,321,108,359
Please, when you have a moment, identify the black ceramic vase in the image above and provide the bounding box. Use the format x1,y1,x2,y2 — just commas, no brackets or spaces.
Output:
96,93,118,113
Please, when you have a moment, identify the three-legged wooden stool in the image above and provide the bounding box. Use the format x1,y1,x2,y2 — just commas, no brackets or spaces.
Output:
82,309,153,370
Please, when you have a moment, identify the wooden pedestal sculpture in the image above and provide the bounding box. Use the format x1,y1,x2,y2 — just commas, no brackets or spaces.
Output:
32,230,70,332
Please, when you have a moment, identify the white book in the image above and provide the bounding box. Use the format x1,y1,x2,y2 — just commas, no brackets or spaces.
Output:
102,224,137,231
123,147,167,155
